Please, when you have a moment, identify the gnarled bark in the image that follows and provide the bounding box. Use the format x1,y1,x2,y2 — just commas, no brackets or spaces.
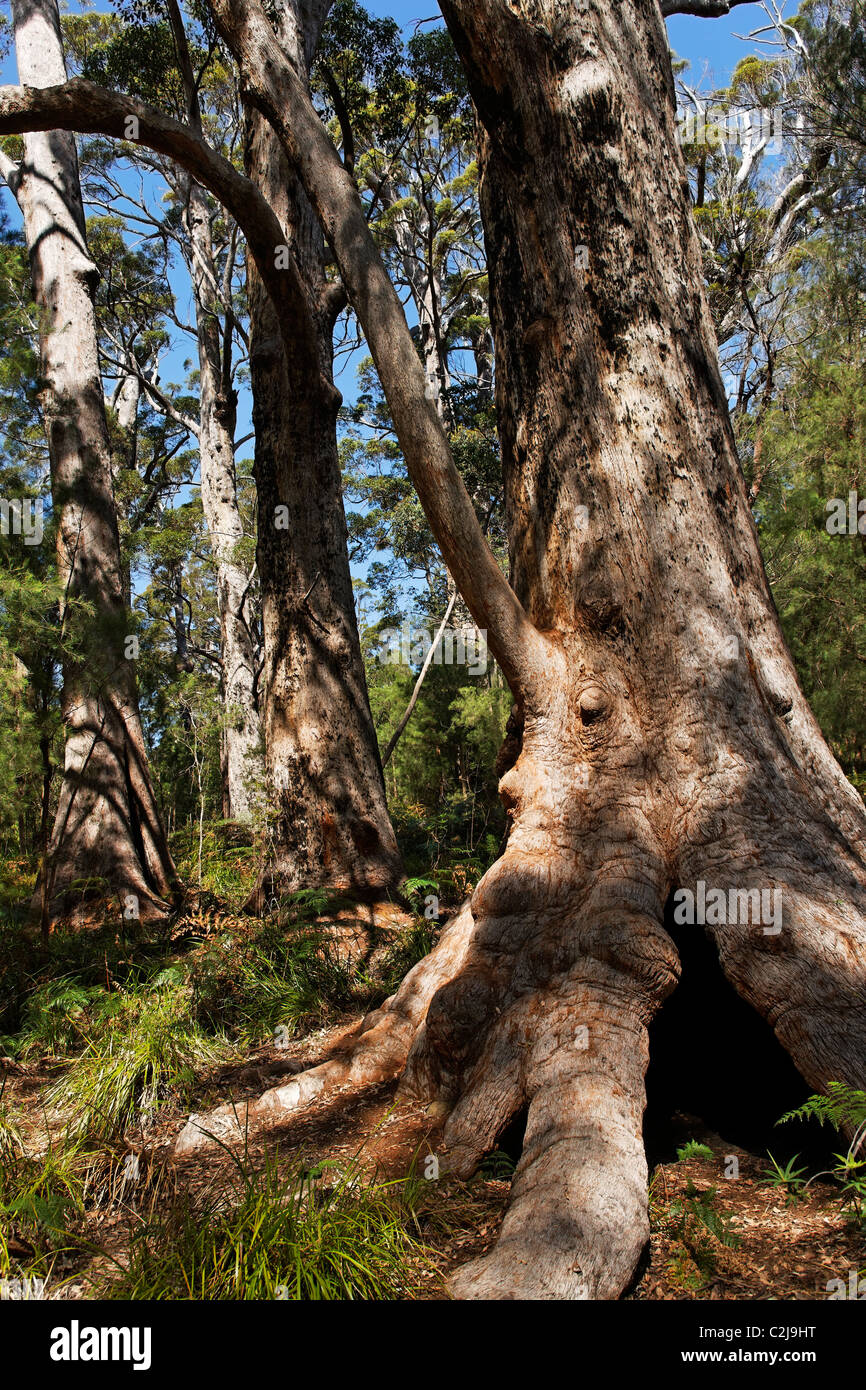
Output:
179,0,866,1301
3,0,861,1302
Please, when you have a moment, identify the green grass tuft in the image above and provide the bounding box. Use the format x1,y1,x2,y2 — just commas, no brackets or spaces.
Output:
107,1152,436,1300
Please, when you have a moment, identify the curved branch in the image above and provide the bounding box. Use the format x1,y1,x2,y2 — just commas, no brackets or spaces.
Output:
208,0,542,692
0,77,332,405
660,0,755,15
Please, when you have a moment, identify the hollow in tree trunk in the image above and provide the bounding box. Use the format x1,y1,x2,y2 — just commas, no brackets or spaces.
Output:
178,0,866,1300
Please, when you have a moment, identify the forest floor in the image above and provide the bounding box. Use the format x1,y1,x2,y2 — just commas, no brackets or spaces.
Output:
1,839,864,1301
2,1024,863,1301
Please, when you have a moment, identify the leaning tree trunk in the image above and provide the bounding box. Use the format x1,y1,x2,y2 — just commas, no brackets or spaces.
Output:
10,0,177,925
241,3,402,907
180,0,866,1300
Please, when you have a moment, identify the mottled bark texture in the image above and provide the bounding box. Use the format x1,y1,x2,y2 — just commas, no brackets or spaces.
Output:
3,0,859,1301
10,0,177,925
0,7,402,890
242,1,401,907
177,0,866,1301
186,184,262,822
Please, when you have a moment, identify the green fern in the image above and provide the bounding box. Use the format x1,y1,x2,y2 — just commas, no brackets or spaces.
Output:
676,1140,714,1162
779,1082,866,1133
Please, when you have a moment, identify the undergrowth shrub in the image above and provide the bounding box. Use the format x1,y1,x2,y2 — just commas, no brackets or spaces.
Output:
779,1084,866,1229
107,1151,436,1300
45,976,228,1142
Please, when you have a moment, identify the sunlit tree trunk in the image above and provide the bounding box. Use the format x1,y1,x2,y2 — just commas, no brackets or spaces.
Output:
167,0,263,822
4,0,861,1303
242,1,401,906
9,0,177,925
182,0,866,1299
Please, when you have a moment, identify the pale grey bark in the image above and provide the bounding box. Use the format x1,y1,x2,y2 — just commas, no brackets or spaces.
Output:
166,0,262,821
182,178,262,821
7,0,176,924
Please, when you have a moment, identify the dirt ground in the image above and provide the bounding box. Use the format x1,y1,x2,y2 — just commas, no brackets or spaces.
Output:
2,1018,863,1301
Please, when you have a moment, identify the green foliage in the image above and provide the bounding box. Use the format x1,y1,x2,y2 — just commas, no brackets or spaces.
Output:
107,1150,434,1300
0,1114,86,1277
675,1140,715,1162
763,1153,809,1202
184,920,361,1047
832,1150,866,1230
45,980,228,1143
778,1084,866,1228
478,1149,517,1181
8,977,112,1060
377,917,438,995
779,1082,866,1133
665,1181,741,1283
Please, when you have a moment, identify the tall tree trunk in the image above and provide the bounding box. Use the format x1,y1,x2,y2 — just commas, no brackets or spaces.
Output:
166,0,263,822
110,372,138,612
179,0,866,1301
380,174,455,427
184,176,263,821
242,2,401,906
11,0,177,925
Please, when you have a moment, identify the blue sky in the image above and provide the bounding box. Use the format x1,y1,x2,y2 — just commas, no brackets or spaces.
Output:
0,2,791,602
0,0,782,412
362,2,774,86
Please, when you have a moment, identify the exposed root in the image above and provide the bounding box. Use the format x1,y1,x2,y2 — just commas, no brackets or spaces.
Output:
173,901,477,1156
445,982,654,1299
171,886,677,1304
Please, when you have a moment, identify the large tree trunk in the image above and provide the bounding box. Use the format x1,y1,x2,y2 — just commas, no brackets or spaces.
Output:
178,0,866,1300
242,3,402,907
11,0,177,926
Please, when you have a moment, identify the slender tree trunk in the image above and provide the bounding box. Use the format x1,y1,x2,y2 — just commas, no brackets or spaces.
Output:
241,3,402,906
180,0,866,1301
381,175,455,426
166,0,263,822
184,176,263,821
382,588,457,767
11,0,177,926
168,559,193,675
